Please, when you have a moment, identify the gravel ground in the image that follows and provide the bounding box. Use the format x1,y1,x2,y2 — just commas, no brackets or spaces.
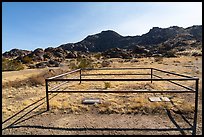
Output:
2,107,202,135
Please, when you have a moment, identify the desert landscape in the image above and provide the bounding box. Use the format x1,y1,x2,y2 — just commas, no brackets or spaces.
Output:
2,55,202,135
2,4,202,134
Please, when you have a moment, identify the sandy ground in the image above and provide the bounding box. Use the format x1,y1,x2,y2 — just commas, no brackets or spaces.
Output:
2,68,45,84
2,56,202,135
2,110,202,135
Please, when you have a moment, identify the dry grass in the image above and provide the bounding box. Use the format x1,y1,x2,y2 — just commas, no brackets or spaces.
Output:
46,92,194,115
176,49,202,56
2,68,68,88
171,97,195,114
2,56,201,121
104,82,111,89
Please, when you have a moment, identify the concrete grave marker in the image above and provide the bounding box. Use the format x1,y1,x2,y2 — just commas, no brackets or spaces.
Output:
160,97,171,102
82,98,101,104
148,97,162,102
148,97,171,102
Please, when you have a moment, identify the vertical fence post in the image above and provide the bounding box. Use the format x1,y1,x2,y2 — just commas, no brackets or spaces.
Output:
45,79,49,111
151,68,153,83
192,79,199,135
80,69,82,84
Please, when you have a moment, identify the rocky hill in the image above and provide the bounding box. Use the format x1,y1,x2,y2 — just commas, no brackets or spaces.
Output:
59,25,202,52
3,49,31,58
2,25,202,68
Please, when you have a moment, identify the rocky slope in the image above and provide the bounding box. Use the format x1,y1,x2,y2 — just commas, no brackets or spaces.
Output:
2,25,202,68
59,25,202,52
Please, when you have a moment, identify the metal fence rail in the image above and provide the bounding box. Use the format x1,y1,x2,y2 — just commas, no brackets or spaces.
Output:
45,67,199,135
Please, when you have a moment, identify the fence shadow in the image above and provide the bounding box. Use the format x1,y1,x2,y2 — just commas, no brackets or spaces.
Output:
2,67,197,135
2,93,59,130
8,124,192,133
3,109,193,135
165,109,188,135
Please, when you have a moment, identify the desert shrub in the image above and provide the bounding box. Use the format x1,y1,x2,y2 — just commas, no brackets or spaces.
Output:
164,51,176,57
130,59,139,63
28,75,45,86
69,62,78,70
70,57,93,69
78,58,93,69
2,73,45,88
94,53,102,60
21,56,33,64
101,60,111,67
154,57,163,62
176,51,191,56
2,58,24,71
177,50,202,56
43,53,51,59
104,82,111,89
192,51,202,56
2,68,66,88
2,79,26,88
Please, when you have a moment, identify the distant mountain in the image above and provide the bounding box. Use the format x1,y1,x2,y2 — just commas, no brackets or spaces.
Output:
3,25,202,61
59,30,124,52
2,48,31,58
59,25,202,52
185,25,202,41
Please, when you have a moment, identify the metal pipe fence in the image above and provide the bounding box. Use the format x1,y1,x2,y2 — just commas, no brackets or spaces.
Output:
45,67,199,135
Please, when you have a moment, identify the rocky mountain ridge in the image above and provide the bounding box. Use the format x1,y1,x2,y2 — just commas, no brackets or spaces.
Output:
58,25,202,52
2,25,202,68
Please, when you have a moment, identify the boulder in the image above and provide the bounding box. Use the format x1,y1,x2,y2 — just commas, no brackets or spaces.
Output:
101,60,111,67
66,51,78,58
3,49,31,58
48,60,60,67
102,48,133,59
33,48,44,55
131,45,149,54
36,62,48,68
44,47,55,52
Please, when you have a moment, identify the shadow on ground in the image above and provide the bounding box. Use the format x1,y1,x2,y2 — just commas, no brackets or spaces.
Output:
2,95,195,135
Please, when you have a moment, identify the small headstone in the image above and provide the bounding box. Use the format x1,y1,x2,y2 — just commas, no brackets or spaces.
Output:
148,97,171,102
82,98,101,104
148,97,161,102
160,97,171,102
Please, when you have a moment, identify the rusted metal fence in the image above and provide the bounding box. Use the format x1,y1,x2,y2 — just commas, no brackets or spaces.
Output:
45,67,199,135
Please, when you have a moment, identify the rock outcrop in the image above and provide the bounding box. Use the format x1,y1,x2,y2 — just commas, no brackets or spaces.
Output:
3,25,202,68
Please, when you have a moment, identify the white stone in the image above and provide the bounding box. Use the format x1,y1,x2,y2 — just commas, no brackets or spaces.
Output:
82,98,101,104
148,97,161,102
160,97,171,102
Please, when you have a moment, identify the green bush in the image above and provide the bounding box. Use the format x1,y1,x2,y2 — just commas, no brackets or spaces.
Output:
104,82,111,89
78,58,93,69
21,56,33,64
43,53,51,59
94,53,102,60
154,57,163,62
164,51,176,57
2,58,24,71
70,58,93,69
69,62,78,70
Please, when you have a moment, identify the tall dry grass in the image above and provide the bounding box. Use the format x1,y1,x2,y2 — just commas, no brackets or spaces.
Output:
2,68,66,88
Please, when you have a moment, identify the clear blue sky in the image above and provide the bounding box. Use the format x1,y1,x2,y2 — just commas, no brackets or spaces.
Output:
2,2,202,53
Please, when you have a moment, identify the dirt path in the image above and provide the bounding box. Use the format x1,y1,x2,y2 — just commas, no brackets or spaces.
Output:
2,66,69,84
2,68,45,84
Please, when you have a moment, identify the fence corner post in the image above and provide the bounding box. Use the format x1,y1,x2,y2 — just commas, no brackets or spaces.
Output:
192,79,199,135
80,69,82,84
45,79,49,111
151,68,153,83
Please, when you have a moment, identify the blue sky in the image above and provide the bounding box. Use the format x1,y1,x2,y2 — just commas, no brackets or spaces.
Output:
2,2,202,53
